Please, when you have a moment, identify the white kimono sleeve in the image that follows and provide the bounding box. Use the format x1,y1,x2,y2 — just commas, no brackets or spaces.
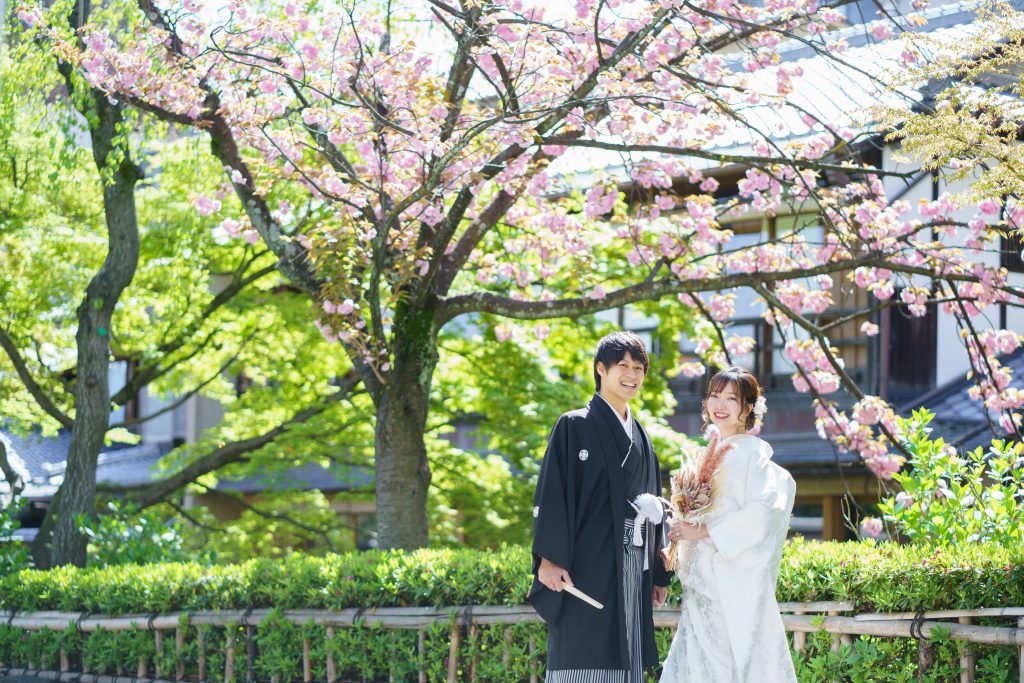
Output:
706,441,794,562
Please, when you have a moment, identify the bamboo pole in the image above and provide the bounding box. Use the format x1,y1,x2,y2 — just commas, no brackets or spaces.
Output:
224,629,235,683
829,610,841,653
302,637,312,683
446,624,461,683
0,668,180,683
529,632,538,683
502,627,512,669
918,639,935,679
325,626,336,683
855,607,1024,621
389,630,397,683
959,617,974,683
60,649,69,672
782,613,1024,646
1018,618,1023,683
245,626,255,683
778,601,856,613
418,628,427,683
176,626,185,681
198,628,206,682
469,623,478,682
155,629,165,679
138,656,148,678
1,607,544,631
793,609,807,653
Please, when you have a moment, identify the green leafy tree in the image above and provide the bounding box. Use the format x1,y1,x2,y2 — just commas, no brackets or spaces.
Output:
0,3,369,567
881,1,1024,214
873,410,1024,545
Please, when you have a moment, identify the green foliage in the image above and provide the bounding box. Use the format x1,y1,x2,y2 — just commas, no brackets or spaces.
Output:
180,490,368,564
881,1,1024,208
792,632,965,683
0,540,1020,680
778,537,1024,612
77,501,194,568
2,9,376,562
0,496,32,576
876,409,1024,545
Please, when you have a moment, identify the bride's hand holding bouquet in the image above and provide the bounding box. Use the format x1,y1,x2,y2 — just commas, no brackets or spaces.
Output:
660,426,734,571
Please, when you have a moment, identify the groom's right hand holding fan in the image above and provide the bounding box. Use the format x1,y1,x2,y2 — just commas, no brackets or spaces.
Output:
538,557,573,591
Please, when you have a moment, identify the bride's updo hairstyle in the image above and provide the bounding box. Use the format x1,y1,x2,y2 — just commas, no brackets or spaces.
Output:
701,365,764,432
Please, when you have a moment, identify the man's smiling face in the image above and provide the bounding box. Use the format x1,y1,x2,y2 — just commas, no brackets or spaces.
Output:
597,351,646,408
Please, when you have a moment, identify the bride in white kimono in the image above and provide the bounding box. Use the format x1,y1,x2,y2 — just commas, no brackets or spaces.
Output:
660,366,797,683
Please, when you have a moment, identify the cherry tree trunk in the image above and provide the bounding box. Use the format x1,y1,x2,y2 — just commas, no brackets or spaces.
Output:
32,76,141,569
372,301,439,549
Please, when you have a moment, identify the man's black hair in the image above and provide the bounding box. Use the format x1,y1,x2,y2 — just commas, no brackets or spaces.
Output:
593,331,649,391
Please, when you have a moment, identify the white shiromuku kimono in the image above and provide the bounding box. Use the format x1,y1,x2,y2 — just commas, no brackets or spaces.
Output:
659,434,797,683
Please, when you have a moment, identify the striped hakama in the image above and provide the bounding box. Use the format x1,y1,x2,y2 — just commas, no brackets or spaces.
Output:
545,519,646,683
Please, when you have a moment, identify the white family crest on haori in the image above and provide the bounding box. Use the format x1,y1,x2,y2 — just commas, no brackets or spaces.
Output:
660,434,797,683
578,449,589,461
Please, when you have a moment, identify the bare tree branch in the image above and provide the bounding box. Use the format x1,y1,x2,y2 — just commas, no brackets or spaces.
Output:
0,436,26,500
108,330,258,430
439,254,893,324
754,281,911,458
0,327,74,430
110,263,276,407
539,136,920,178
102,373,363,509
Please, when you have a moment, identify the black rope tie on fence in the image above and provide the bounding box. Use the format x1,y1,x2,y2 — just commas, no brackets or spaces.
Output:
240,606,255,628
5,610,15,627
76,611,91,632
910,608,928,640
352,606,366,626
462,599,474,631
148,613,159,631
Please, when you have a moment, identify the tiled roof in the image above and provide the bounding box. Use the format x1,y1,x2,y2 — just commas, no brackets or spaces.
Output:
95,443,176,488
900,348,1024,452
1,426,374,499
763,431,862,470
0,429,178,498
1,429,72,487
549,3,985,186
216,461,374,494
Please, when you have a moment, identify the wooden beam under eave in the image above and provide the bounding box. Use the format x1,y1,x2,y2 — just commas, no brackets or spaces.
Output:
792,473,889,500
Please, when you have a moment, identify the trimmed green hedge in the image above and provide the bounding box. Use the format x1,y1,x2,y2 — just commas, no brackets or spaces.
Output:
1,539,1021,682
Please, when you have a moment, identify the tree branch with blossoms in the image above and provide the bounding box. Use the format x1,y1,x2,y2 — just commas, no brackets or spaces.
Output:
36,0,1024,547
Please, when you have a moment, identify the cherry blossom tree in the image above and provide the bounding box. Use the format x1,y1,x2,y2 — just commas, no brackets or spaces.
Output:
19,0,1024,548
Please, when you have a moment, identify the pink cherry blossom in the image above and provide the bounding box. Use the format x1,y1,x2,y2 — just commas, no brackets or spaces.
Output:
53,0,1023,497
193,195,221,216
860,517,883,538
869,22,894,40
679,362,705,378
978,198,1002,215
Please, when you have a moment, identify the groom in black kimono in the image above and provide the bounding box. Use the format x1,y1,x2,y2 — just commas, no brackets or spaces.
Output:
530,331,671,682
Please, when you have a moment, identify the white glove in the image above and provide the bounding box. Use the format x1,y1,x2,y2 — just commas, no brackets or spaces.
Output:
630,493,665,546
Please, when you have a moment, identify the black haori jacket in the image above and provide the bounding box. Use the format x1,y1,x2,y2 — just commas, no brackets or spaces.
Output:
529,395,671,672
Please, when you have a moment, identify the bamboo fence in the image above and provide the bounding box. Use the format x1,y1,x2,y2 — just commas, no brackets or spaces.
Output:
0,602,1021,682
